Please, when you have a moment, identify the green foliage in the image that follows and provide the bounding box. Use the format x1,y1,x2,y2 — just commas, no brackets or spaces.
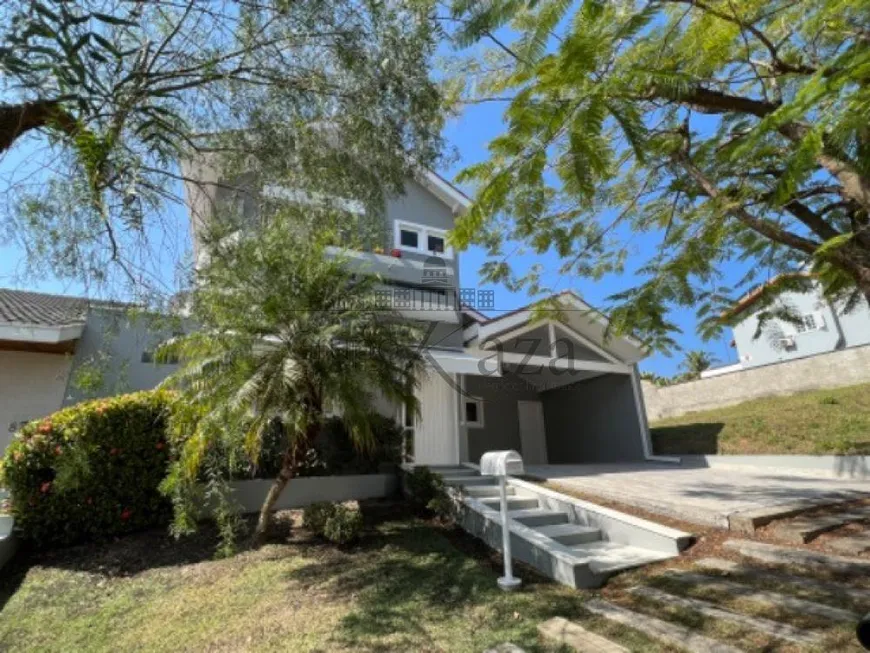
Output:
297,415,404,478
404,466,446,514
818,395,839,405
302,502,335,535
1,0,444,298
0,390,173,547
303,502,364,545
160,217,425,548
448,0,870,351
322,505,364,546
679,350,719,376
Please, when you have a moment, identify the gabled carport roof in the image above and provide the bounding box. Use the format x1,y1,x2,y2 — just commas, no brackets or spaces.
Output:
464,290,648,365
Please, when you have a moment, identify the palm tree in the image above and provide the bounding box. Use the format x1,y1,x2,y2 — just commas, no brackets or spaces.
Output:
160,218,424,543
679,350,719,377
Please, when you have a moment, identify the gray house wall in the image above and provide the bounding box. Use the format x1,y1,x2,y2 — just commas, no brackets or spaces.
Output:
733,287,870,368
384,178,460,282
64,309,181,405
464,372,539,462
541,374,645,463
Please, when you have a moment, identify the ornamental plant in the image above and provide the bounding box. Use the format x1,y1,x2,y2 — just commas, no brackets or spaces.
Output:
0,390,174,547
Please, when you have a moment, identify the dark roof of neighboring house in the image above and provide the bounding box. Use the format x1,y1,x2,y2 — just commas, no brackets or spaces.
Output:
0,288,90,327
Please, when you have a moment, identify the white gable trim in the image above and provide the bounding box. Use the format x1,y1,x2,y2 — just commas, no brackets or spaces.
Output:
415,169,471,215
479,317,625,365
0,322,84,344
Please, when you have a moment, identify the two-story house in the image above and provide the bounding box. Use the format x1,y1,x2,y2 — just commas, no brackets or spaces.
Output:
181,156,665,470
708,278,870,377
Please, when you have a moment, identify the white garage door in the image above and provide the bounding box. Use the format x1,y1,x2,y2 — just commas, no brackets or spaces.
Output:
0,351,72,452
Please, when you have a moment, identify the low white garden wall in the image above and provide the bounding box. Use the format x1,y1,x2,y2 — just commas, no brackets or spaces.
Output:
228,473,398,513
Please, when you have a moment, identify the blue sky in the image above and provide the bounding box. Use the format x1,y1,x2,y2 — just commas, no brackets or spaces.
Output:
441,101,741,376
0,67,741,380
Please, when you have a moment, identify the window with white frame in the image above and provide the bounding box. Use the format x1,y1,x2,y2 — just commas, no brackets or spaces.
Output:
794,312,824,334
394,220,453,259
462,397,484,428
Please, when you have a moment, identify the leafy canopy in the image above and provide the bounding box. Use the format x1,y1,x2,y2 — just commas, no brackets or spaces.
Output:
0,0,443,300
447,0,870,353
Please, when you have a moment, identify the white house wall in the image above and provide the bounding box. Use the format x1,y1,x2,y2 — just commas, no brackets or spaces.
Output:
0,351,73,452
414,368,460,465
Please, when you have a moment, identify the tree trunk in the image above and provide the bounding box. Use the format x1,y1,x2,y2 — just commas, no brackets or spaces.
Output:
253,450,296,543
253,417,321,543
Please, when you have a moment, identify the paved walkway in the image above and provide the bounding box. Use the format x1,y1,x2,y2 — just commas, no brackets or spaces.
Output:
526,462,870,528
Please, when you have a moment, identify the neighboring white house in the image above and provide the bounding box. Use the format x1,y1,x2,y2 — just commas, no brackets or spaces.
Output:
702,278,870,378
0,290,181,452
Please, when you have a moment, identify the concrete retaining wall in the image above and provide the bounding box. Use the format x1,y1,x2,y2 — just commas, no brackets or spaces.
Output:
643,344,870,420
228,474,398,513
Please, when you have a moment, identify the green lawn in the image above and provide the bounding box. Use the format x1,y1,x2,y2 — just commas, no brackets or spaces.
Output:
651,382,870,455
1,505,864,652
0,510,598,653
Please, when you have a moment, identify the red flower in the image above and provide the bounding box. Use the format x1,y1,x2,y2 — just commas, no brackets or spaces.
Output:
155,441,165,450
37,421,52,434
109,447,119,456
55,445,62,455
40,481,51,493
120,508,132,521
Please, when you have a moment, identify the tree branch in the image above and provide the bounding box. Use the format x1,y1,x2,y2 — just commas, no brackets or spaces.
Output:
0,100,78,153
673,153,820,255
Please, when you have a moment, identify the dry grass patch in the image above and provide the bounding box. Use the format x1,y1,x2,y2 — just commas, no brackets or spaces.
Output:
650,382,870,455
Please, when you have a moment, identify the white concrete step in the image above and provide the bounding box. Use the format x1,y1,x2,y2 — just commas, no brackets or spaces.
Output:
464,485,516,498
534,523,601,545
630,586,823,646
538,616,629,652
665,570,858,622
584,600,742,653
481,497,540,511
443,475,495,487
695,556,870,603
724,538,870,572
508,509,570,527
434,469,691,590
571,541,673,574
437,467,480,478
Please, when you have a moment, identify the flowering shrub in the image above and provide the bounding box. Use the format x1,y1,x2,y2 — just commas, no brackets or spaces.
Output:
0,390,174,547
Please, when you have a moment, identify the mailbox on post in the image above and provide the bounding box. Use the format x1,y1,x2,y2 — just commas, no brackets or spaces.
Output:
480,450,524,591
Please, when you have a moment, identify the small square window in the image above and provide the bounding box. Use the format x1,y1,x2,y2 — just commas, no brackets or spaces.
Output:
463,398,484,427
400,229,419,248
427,234,445,253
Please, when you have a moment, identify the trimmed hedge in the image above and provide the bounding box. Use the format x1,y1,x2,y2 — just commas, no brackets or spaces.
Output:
0,390,174,547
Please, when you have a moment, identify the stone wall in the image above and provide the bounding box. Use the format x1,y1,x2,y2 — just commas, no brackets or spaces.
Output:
643,344,870,421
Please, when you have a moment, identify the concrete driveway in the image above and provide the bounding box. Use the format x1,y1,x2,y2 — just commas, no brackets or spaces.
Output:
526,462,870,529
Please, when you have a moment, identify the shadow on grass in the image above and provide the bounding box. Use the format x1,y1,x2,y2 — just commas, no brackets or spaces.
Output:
651,423,724,455
286,509,585,651
0,519,236,612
